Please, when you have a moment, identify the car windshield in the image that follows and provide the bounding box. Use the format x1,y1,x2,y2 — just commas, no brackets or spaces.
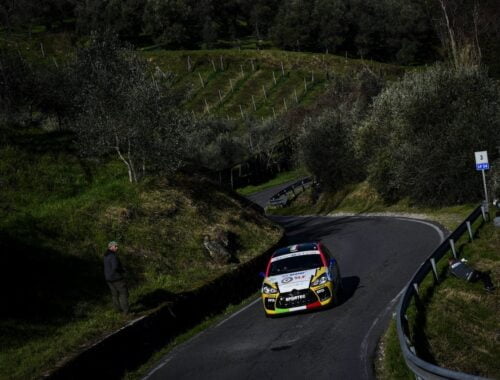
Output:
269,254,323,276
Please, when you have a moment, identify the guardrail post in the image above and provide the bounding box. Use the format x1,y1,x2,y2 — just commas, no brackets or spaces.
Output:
430,258,439,282
449,239,457,259
466,221,473,241
413,283,419,295
480,205,488,222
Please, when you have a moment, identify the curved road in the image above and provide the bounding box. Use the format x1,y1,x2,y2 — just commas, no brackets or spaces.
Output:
145,190,444,380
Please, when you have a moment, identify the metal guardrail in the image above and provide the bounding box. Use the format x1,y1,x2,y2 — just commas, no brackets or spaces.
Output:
396,204,492,380
267,177,314,207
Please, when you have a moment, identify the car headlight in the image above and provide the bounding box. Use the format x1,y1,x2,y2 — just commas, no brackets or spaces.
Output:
311,273,328,287
262,283,278,294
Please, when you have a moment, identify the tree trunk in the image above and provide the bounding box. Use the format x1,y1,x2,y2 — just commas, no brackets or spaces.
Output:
115,145,134,183
439,0,458,67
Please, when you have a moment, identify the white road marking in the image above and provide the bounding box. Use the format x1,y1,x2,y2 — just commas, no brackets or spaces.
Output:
215,297,260,328
359,216,445,379
394,217,446,242
360,287,405,379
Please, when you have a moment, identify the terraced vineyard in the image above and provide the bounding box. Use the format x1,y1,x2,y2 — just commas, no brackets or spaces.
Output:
142,49,405,121
0,30,405,122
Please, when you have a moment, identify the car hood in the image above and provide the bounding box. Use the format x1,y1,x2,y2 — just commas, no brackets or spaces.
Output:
267,269,318,292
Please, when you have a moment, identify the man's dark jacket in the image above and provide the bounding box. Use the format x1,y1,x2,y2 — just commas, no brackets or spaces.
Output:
104,250,125,282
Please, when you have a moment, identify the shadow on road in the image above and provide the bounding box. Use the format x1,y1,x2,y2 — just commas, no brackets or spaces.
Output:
339,275,360,305
269,215,379,244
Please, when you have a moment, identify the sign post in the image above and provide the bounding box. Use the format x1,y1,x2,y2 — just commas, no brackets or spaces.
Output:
474,151,489,213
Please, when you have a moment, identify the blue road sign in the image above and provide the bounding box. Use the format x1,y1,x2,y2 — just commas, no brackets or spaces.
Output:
476,163,489,171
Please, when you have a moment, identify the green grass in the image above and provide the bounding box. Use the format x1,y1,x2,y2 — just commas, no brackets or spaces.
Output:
236,167,308,196
142,49,405,121
0,129,281,379
375,320,414,379
415,220,499,377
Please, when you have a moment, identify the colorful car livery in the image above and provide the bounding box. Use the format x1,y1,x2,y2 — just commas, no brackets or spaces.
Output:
261,242,342,316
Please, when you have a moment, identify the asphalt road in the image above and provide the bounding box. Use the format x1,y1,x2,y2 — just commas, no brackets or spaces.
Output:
245,178,307,208
145,194,444,380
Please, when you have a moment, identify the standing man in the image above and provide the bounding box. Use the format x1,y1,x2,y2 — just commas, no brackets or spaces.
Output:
104,241,129,314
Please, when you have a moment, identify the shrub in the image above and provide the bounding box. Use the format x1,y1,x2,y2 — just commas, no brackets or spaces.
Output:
299,108,363,191
359,65,500,205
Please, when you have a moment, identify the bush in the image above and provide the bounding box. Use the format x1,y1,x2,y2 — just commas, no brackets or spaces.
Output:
299,108,363,191
297,69,384,190
359,65,500,205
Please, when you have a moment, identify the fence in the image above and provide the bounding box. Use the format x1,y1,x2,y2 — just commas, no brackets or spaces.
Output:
396,204,491,380
214,137,295,189
267,177,314,207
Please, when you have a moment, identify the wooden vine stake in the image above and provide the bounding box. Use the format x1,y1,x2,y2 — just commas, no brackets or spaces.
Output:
252,95,256,111
294,89,298,103
239,104,244,119
262,85,267,99
198,72,204,88
211,59,216,72
281,61,285,76
273,71,277,85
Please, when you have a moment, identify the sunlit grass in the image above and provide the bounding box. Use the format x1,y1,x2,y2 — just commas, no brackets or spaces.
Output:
269,181,475,231
236,167,308,196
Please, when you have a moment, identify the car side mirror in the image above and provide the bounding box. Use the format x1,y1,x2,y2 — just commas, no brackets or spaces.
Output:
258,271,266,278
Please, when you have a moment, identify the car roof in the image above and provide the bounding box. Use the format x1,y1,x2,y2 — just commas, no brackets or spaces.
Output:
272,242,319,258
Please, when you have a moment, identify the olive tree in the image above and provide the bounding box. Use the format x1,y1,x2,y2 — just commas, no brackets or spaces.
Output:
299,108,363,191
71,33,190,182
359,65,500,205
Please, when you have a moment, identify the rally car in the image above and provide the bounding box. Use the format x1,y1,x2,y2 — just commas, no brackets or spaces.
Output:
261,242,342,316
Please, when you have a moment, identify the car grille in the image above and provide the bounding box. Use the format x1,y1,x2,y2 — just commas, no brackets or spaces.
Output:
264,298,276,310
315,287,331,301
276,289,317,308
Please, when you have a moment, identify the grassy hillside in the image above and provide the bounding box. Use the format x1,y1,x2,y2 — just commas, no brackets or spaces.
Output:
0,127,281,379
143,49,404,121
0,30,405,125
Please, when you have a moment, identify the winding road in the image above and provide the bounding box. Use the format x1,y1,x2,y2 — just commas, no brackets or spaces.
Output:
144,183,444,380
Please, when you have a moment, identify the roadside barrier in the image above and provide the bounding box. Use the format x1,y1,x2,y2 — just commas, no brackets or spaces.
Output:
396,204,491,380
267,177,313,207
